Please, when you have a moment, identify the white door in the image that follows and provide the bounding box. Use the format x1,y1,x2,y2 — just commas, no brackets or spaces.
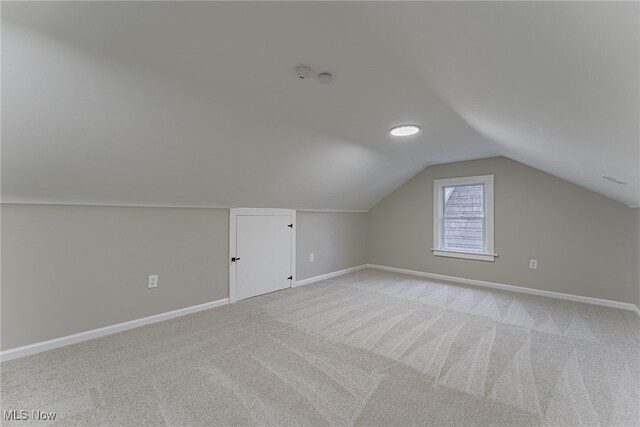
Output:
235,214,293,301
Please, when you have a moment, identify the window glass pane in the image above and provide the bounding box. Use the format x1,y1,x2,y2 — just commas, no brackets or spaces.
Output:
443,184,484,252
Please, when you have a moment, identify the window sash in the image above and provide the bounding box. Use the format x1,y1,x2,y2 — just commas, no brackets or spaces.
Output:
441,183,486,252
442,219,486,253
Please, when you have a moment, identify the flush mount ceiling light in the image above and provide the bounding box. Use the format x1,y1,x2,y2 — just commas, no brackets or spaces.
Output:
390,124,420,136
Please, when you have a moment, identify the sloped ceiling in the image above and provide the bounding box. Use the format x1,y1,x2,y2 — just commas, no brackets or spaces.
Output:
2,2,638,210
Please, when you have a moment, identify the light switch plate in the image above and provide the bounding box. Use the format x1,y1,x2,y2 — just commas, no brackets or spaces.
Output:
529,260,538,270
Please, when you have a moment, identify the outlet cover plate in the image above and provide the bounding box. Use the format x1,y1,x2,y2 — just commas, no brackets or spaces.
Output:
148,274,158,288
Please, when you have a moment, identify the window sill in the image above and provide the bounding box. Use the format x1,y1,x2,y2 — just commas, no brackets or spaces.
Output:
431,249,497,262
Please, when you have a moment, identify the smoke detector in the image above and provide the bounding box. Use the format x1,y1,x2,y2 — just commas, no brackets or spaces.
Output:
296,65,313,80
318,72,334,84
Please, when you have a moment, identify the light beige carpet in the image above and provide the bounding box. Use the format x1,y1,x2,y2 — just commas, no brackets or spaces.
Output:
1,269,639,426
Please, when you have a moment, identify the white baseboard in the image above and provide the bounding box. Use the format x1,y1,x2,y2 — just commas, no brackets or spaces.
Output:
295,264,368,287
367,264,640,317
0,298,229,362
3,267,637,363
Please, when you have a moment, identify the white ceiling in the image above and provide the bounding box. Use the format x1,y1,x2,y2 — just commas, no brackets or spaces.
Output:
2,2,638,210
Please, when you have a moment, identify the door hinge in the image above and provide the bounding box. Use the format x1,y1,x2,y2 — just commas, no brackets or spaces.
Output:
287,276,293,280
288,224,293,228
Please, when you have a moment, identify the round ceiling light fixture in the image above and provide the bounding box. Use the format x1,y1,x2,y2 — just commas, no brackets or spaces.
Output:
390,124,421,136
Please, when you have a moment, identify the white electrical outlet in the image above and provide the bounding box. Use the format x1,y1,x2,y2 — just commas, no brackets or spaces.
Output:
309,253,314,262
529,260,538,270
148,274,158,288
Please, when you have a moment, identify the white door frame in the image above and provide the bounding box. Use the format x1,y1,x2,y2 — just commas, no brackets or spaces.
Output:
229,208,296,303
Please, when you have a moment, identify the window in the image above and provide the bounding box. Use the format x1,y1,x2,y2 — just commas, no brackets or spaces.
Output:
433,175,495,261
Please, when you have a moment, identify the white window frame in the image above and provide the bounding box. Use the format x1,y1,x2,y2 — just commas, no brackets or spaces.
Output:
432,175,496,262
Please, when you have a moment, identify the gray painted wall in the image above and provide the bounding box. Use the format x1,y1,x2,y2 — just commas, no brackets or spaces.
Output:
296,212,368,280
635,209,640,306
1,166,636,351
1,205,230,350
1,205,368,350
367,157,637,304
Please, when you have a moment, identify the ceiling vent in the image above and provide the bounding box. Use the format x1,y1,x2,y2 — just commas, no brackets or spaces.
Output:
602,175,627,185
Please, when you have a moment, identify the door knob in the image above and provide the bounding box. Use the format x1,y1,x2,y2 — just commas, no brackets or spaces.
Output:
231,257,240,262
